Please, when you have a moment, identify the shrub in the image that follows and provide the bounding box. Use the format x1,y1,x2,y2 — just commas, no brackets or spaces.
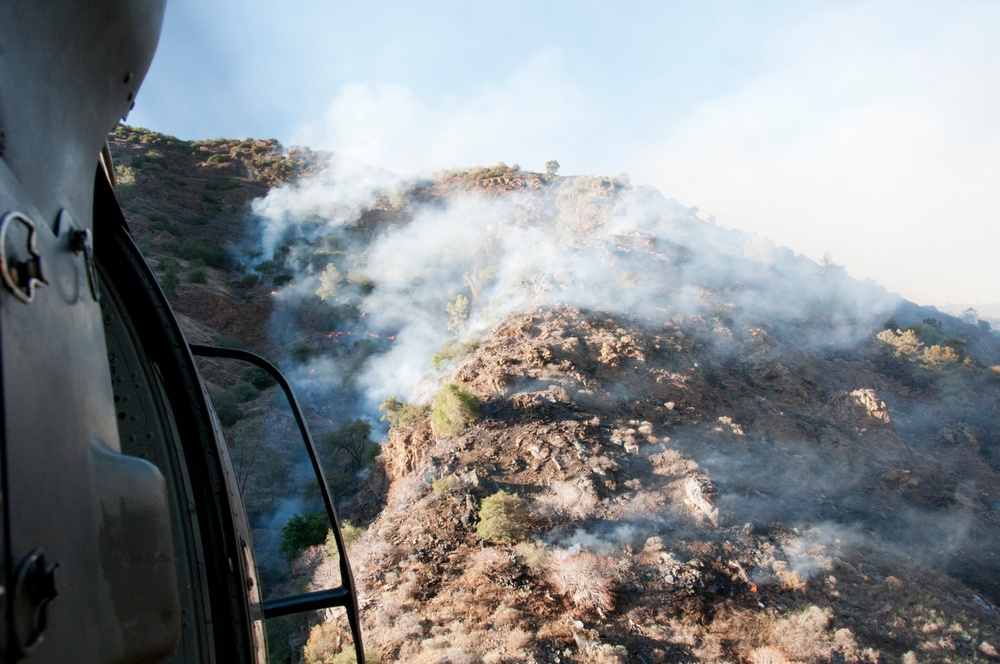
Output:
334,522,365,550
430,340,478,369
515,541,550,570
749,647,793,664
533,480,598,520
476,490,529,543
547,550,618,615
242,366,276,390
281,512,329,561
114,164,136,187
919,344,960,370
165,238,231,269
875,329,923,358
430,383,480,437
187,260,208,284
206,153,231,164
158,259,180,301
379,397,430,428
205,177,240,191
432,475,458,496
290,342,317,364
209,387,239,427
216,335,243,350
132,150,166,170
303,622,343,664
446,293,470,331
231,380,259,403
465,548,520,588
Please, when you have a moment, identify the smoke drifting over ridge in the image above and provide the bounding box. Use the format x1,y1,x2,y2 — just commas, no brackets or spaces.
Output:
230,152,1000,662
246,157,900,410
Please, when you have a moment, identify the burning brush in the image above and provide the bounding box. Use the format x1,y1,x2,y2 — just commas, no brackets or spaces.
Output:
729,560,758,593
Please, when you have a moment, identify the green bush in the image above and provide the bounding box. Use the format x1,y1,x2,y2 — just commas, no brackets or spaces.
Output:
215,335,243,349
255,259,277,274
162,238,231,269
430,339,478,369
132,150,167,170
231,380,259,403
207,153,232,164
379,397,430,428
432,475,458,496
326,522,365,555
242,366,277,390
209,387,239,427
477,490,529,543
430,383,480,437
158,257,180,301
187,260,208,284
205,177,240,191
290,342,316,364
281,512,329,561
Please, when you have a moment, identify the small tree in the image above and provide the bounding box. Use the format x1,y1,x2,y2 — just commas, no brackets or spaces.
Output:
322,419,379,467
477,490,530,543
281,512,329,561
446,293,470,332
546,160,560,176
430,383,480,437
230,419,289,512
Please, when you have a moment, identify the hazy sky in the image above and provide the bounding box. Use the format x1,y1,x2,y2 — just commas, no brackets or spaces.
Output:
129,1,1000,308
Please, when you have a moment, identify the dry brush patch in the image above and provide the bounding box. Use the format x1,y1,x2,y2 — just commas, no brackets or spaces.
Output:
547,549,623,617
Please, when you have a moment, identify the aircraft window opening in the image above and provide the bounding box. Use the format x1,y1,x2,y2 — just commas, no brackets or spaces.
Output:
191,344,364,663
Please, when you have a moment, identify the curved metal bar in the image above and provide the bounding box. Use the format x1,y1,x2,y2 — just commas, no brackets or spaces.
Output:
261,588,351,619
189,344,364,663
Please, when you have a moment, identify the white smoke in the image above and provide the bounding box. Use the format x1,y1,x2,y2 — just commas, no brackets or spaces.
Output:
248,160,900,408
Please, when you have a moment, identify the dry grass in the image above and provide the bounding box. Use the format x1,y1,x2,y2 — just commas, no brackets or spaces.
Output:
533,479,599,520
547,550,619,616
748,646,796,664
463,548,520,588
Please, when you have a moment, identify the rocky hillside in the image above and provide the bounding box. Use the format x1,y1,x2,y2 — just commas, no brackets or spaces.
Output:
109,126,1000,663
340,304,1000,663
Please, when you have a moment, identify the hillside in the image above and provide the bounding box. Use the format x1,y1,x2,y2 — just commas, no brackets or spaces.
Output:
109,127,1000,664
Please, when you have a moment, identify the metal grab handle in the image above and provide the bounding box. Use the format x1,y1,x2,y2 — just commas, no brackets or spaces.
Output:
189,344,364,663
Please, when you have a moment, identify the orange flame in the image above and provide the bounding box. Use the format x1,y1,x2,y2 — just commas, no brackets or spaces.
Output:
750,583,758,593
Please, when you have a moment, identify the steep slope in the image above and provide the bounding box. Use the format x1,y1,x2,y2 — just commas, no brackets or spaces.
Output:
330,304,1000,663
109,127,1000,663
106,124,326,349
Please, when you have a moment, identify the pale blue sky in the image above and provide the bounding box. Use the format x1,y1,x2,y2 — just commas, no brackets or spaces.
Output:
130,1,1000,308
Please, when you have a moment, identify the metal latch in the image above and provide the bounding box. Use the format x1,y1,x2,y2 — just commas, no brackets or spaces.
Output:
10,548,59,657
0,212,47,304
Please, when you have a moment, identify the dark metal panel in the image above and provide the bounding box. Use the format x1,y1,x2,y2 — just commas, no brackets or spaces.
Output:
0,208,181,661
93,172,262,663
